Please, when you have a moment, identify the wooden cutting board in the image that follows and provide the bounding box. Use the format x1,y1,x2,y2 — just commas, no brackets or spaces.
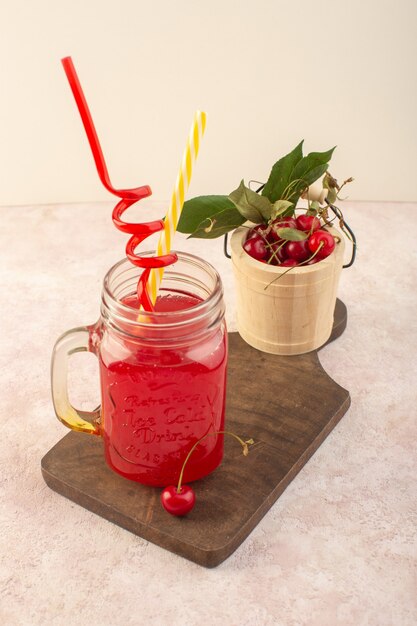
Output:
41,299,350,567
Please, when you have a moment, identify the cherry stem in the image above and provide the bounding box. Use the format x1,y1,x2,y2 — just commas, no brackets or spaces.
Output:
335,177,354,200
323,202,356,245
280,177,309,201
265,240,286,265
176,431,254,493
264,241,325,290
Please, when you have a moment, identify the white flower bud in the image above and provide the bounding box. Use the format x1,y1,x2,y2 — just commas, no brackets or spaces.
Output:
303,182,327,205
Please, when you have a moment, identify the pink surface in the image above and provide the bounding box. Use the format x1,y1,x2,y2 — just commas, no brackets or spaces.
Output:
0,201,416,625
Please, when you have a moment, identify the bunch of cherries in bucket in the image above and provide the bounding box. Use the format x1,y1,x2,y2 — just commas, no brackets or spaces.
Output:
243,213,337,267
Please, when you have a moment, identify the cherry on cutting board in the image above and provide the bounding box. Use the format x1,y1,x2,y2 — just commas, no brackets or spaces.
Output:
160,485,196,516
161,431,254,517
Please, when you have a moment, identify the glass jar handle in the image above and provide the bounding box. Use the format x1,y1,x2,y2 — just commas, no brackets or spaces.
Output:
51,326,100,435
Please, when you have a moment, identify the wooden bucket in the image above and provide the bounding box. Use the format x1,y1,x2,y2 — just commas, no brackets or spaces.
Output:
230,226,345,355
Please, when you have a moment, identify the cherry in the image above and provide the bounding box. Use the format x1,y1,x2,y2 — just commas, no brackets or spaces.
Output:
243,235,268,261
305,257,319,265
267,241,287,265
308,229,336,259
296,214,321,233
269,217,297,241
161,431,254,516
161,485,196,516
273,217,297,228
248,224,269,239
280,258,298,267
285,239,310,263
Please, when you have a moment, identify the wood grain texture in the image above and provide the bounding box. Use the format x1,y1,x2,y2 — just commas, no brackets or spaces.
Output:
41,299,350,568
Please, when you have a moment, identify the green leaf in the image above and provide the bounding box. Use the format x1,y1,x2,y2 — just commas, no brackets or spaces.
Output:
229,180,272,223
283,166,329,207
177,195,235,234
291,148,334,195
286,147,336,204
276,227,308,241
261,141,304,202
271,200,294,220
188,207,246,239
261,142,336,208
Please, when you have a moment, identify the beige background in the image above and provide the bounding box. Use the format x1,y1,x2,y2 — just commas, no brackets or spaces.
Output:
0,0,416,206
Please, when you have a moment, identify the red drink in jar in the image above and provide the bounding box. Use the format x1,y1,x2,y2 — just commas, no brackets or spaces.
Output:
100,292,227,486
51,254,228,487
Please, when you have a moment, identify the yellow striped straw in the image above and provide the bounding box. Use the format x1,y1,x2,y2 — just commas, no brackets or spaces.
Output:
147,110,207,305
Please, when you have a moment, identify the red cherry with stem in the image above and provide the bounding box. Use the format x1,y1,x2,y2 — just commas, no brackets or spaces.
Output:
160,485,196,516
280,258,298,267
285,239,310,262
308,230,336,259
296,214,321,233
243,235,268,261
269,217,297,241
161,431,254,517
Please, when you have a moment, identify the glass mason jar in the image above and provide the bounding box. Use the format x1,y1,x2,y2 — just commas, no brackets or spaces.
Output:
51,253,228,487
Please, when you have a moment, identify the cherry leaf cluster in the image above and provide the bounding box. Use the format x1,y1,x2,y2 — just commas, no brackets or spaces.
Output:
177,140,335,239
